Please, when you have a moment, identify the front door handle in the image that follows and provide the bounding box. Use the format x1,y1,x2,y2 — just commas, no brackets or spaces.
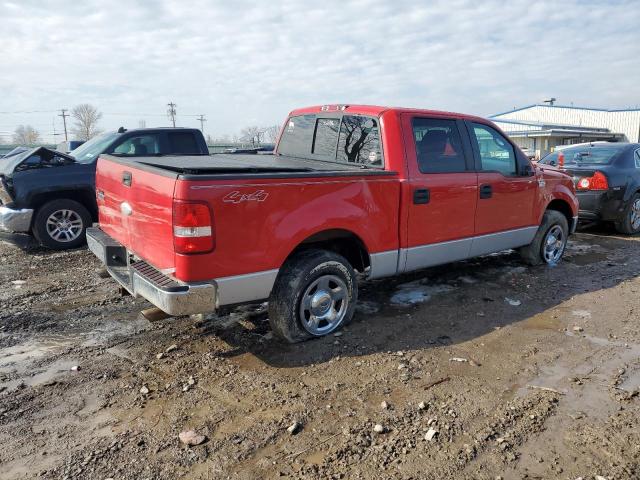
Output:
413,188,430,204
479,184,492,199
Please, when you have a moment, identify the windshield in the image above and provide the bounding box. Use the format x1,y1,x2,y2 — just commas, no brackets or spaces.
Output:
540,146,622,166
69,132,120,163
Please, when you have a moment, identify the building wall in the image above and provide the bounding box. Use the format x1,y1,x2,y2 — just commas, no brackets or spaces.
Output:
493,105,640,142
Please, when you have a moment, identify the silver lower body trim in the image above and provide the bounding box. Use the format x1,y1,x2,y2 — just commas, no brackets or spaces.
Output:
0,206,33,233
570,216,579,234
215,269,279,307
468,226,537,257
370,226,540,277
369,250,399,279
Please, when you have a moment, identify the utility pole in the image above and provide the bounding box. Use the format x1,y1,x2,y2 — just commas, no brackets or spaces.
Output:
58,109,69,141
197,114,206,133
167,102,177,127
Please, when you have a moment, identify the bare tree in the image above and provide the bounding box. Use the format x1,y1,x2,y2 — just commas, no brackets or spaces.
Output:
71,104,103,141
339,116,377,163
13,125,41,145
240,126,264,146
264,125,280,144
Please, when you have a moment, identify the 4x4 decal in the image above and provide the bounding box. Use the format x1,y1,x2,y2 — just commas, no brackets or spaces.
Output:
223,190,269,204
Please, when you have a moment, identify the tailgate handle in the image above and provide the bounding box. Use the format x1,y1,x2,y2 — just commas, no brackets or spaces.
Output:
479,184,492,199
122,171,132,187
413,188,430,204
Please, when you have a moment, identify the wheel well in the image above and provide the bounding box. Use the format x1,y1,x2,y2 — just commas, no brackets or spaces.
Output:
546,199,573,227
31,190,97,220
285,229,370,273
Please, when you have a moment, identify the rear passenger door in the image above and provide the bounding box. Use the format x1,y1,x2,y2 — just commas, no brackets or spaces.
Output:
401,114,478,272
467,122,537,249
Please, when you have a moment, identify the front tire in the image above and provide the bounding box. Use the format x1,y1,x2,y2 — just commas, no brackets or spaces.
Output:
615,193,640,235
269,249,358,343
32,199,92,250
520,210,569,266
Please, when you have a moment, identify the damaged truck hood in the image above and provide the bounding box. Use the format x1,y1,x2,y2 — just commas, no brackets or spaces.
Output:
0,147,75,176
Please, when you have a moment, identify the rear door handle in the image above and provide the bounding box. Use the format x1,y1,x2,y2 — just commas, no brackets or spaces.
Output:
479,184,492,199
413,188,430,204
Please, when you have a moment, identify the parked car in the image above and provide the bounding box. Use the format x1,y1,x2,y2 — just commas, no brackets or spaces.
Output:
56,140,85,153
538,142,640,234
0,127,209,249
87,104,578,342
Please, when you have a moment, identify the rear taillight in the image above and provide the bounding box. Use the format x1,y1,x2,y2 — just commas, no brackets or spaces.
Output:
173,201,214,254
576,171,609,191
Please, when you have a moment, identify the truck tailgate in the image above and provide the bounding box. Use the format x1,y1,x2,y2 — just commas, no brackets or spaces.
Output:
96,156,178,271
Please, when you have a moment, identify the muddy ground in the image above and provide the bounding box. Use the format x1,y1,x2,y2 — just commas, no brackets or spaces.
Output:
0,228,639,480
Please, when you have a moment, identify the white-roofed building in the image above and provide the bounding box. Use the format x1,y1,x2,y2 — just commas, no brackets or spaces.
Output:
490,104,640,159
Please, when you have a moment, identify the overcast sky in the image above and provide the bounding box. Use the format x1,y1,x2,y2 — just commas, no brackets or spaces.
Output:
1,0,639,143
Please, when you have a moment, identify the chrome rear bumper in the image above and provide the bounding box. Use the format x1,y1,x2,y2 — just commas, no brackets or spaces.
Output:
86,227,216,316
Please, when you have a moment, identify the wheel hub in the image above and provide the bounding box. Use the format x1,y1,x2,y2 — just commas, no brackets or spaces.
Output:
310,291,332,316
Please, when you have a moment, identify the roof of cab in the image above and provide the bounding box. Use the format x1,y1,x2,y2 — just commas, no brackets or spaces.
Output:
289,104,488,123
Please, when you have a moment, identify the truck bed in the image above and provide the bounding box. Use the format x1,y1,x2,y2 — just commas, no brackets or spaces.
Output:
102,153,395,179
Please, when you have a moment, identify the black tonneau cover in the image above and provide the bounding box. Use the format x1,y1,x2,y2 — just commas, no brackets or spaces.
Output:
134,153,380,174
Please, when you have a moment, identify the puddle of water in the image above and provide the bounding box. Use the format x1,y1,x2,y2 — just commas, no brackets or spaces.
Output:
390,281,454,306
517,333,640,420
569,252,609,265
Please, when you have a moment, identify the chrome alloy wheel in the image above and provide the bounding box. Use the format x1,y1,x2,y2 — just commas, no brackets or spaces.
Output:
46,209,83,242
542,224,566,265
630,198,640,231
299,274,349,335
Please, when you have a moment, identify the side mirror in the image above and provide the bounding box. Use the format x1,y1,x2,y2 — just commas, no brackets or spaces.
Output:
523,164,535,176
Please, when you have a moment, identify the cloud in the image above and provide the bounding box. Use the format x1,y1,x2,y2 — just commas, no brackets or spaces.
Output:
0,0,639,141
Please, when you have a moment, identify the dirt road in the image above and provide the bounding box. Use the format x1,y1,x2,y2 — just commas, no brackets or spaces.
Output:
1,228,639,479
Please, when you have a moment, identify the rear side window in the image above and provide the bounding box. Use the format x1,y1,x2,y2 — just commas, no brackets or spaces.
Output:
277,115,316,157
337,116,382,165
112,134,161,156
471,123,516,176
168,132,200,154
412,118,466,173
634,149,640,168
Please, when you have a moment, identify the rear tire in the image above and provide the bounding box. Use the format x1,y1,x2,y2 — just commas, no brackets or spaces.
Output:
519,210,569,266
614,193,640,235
32,199,92,250
268,249,358,343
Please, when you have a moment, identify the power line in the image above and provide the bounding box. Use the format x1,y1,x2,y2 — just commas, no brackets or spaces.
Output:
197,114,207,133
58,109,69,141
167,102,177,128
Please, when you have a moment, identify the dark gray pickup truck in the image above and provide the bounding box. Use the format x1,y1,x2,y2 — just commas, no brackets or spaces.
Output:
0,127,209,249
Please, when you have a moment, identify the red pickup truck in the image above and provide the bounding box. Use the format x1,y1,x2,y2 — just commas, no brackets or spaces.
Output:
87,105,578,342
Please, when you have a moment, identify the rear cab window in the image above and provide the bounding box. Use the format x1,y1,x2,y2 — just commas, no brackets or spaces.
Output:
278,113,383,167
